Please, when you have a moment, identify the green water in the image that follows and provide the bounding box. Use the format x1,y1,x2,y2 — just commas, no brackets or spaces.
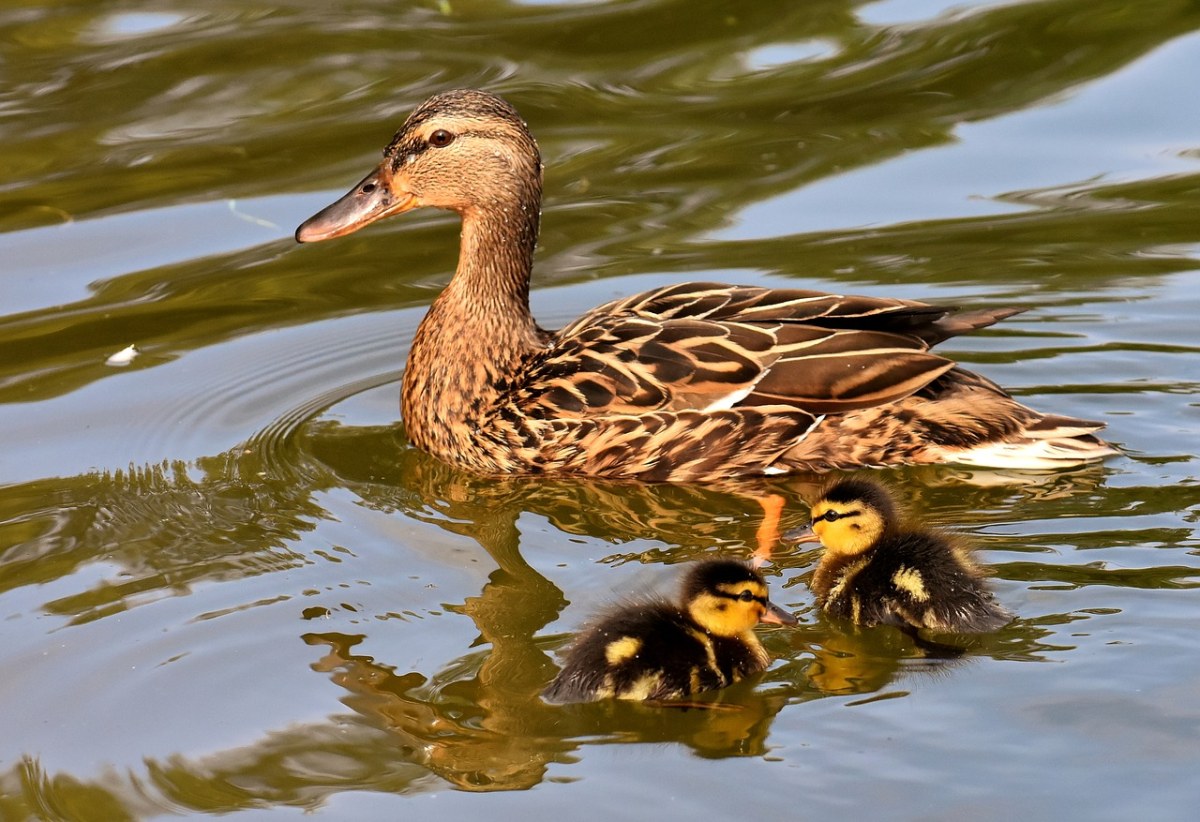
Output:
2,0,1199,819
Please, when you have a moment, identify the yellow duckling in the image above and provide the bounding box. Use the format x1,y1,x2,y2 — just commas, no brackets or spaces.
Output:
786,477,1012,633
543,559,797,703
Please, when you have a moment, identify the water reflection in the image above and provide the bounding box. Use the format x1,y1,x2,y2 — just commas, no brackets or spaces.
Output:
0,405,1173,812
303,424,806,786
1,0,1198,815
303,466,567,792
298,491,786,791
0,439,815,805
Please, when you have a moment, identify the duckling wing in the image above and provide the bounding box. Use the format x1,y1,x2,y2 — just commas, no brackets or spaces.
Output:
543,605,730,702
524,282,975,419
857,535,1013,633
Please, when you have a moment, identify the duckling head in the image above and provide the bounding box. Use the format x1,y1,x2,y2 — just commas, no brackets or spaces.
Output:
297,89,542,242
682,559,797,637
787,477,899,557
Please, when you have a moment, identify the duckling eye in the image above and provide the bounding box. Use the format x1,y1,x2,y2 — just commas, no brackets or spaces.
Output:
738,590,755,602
822,510,841,523
429,129,455,148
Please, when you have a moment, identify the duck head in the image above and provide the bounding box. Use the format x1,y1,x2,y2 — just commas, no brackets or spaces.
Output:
683,559,797,637
296,89,542,243
784,477,899,556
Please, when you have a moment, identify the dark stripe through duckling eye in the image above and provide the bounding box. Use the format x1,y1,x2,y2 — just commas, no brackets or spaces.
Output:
822,508,860,522
720,589,766,604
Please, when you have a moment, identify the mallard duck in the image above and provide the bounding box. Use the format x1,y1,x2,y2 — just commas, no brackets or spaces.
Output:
542,559,797,703
296,88,1116,481
785,477,1012,632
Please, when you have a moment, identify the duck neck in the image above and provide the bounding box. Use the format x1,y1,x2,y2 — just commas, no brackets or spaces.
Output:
402,202,544,467
447,201,540,321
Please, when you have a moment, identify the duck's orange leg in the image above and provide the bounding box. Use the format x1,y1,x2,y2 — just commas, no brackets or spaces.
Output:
751,493,786,567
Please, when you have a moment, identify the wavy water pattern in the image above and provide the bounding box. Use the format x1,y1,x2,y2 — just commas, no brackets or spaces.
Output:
1,0,1199,819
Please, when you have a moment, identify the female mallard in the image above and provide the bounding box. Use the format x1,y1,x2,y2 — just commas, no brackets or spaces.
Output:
296,89,1116,482
785,477,1012,632
542,558,797,703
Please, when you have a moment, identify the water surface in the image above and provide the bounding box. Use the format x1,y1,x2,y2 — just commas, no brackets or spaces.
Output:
2,0,1199,819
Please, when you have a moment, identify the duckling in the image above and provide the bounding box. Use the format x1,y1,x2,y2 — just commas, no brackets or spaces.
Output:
786,477,1012,632
295,88,1116,481
542,559,797,703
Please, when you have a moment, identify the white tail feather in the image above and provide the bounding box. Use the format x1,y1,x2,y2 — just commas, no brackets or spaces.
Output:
943,435,1118,469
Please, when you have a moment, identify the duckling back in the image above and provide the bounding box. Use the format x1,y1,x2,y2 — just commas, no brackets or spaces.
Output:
821,530,1012,633
543,559,794,703
542,601,768,703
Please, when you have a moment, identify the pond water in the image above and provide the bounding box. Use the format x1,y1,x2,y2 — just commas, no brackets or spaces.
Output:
2,0,1199,819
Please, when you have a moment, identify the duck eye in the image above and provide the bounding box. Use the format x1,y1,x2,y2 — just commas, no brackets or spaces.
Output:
738,590,755,602
429,129,455,148
823,510,841,522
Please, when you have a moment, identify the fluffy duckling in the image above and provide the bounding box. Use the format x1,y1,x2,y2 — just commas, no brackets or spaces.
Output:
786,478,1012,633
543,559,797,703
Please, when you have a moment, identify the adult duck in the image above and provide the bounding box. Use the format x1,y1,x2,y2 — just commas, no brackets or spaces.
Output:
296,89,1115,482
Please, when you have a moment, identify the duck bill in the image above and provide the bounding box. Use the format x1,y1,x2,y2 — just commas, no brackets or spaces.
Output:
782,523,821,545
760,600,799,626
295,166,417,243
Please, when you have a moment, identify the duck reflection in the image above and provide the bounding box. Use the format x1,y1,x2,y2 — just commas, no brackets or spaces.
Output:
298,459,802,791
0,421,1114,803
304,419,832,552
300,422,1110,785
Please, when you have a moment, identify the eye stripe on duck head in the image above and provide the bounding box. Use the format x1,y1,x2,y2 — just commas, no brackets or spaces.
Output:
383,89,539,169
809,480,896,556
814,506,862,523
714,581,768,604
680,558,768,603
386,127,523,171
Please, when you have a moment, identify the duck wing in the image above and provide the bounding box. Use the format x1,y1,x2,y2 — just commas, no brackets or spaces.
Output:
517,282,1016,419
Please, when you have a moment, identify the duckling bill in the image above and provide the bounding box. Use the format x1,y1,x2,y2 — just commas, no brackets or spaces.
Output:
543,559,797,703
786,477,1012,633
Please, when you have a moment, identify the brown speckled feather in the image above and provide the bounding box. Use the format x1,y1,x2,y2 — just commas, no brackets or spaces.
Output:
522,283,960,417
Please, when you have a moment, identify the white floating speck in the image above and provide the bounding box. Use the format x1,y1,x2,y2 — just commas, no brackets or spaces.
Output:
226,199,279,229
105,344,140,367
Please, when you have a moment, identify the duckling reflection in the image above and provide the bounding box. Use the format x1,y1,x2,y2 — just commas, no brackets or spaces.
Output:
799,622,983,696
786,476,1013,633
544,559,797,703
